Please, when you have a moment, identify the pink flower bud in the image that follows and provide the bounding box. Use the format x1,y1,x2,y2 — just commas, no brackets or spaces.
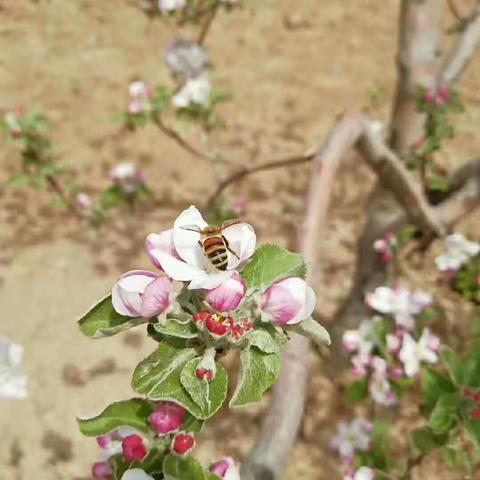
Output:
96,434,112,450
232,195,247,216
172,433,195,455
112,270,173,318
122,435,147,463
206,272,246,312
196,367,214,380
423,89,436,104
92,461,113,479
205,314,230,336
148,401,185,436
210,457,240,480
76,192,92,210
192,310,212,324
436,85,450,103
260,277,316,325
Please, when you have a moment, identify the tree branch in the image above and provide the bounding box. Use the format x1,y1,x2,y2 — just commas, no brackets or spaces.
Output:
438,2,480,86
197,1,220,46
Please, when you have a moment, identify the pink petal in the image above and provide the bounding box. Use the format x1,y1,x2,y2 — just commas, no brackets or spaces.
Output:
145,229,178,269
140,276,172,318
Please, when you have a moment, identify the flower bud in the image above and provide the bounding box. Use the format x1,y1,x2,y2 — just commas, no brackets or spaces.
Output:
172,433,195,455
122,435,147,462
112,271,173,318
196,368,214,380
206,272,246,312
195,348,216,381
472,407,480,421
148,401,185,436
96,434,112,450
210,457,240,480
92,461,113,479
260,277,316,325
205,314,230,336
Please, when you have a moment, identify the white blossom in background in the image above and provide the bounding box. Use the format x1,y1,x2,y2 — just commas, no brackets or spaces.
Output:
373,231,396,263
331,419,372,459
0,337,27,399
399,328,440,377
369,356,396,406
172,74,211,109
128,81,153,115
164,40,208,80
345,466,375,480
158,0,186,13
110,162,146,193
343,317,381,356
366,286,432,330
435,233,480,274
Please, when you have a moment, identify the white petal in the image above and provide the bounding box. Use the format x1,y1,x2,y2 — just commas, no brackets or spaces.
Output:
223,223,256,269
0,372,27,399
188,270,234,290
118,271,157,293
173,206,208,269
151,249,202,282
121,469,155,480
287,279,316,325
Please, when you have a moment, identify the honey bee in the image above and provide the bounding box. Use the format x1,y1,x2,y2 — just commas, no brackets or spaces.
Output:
182,220,240,271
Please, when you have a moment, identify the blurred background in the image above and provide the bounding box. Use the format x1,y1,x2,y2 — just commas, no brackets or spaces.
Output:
0,0,479,479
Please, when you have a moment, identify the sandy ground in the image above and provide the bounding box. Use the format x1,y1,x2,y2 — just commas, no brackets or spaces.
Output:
0,0,479,479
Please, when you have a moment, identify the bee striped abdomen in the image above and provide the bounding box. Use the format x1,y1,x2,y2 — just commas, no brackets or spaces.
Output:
203,236,228,271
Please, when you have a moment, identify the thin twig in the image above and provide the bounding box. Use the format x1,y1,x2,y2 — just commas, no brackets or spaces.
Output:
197,1,220,46
45,174,83,218
205,152,314,208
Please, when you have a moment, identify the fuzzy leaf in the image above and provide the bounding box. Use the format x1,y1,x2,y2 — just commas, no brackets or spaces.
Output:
154,318,199,339
77,399,153,436
440,346,464,385
180,358,228,419
285,317,331,347
78,295,139,338
181,412,204,434
246,324,288,353
464,418,480,450
229,347,280,408
411,426,449,454
344,379,369,406
131,342,204,417
429,393,459,433
241,244,307,289
163,454,206,480
421,367,456,411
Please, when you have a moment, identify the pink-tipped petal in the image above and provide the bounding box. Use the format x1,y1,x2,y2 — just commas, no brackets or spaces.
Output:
206,272,246,312
140,276,172,318
145,229,178,269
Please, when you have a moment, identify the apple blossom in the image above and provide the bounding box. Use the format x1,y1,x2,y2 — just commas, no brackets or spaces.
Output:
399,329,439,377
343,317,381,356
121,469,154,480
206,272,246,312
112,270,174,318
76,192,92,211
0,336,27,400
148,205,256,290
373,232,396,263
210,457,240,480
435,233,480,274
128,81,152,115
172,73,211,109
351,352,372,379
158,0,186,13
331,419,372,458
365,286,432,330
92,461,113,479
345,466,375,480
148,401,185,435
164,40,208,80
205,314,231,336
172,432,195,455
260,277,316,325
369,357,396,406
122,434,147,462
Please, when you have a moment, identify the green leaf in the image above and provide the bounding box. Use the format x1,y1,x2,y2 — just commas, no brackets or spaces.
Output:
132,342,202,417
230,347,280,408
163,454,206,480
246,323,288,353
441,346,464,385
285,317,331,347
77,399,153,436
180,358,228,419
464,418,480,450
241,244,307,289
344,379,369,406
181,411,204,434
78,295,139,338
429,393,459,433
411,426,449,454
154,318,199,339
421,367,456,411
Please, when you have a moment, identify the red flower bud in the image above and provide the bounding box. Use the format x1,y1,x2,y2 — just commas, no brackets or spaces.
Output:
122,434,147,462
472,407,480,421
92,461,113,479
196,367,214,381
193,311,212,324
205,315,229,336
172,433,195,455
148,401,185,435
473,392,480,404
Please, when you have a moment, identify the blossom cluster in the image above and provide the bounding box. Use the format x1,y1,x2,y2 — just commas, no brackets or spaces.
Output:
343,286,440,405
331,419,375,480
90,401,239,479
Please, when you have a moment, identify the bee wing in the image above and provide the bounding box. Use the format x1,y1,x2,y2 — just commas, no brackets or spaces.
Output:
180,224,203,233
220,219,241,230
